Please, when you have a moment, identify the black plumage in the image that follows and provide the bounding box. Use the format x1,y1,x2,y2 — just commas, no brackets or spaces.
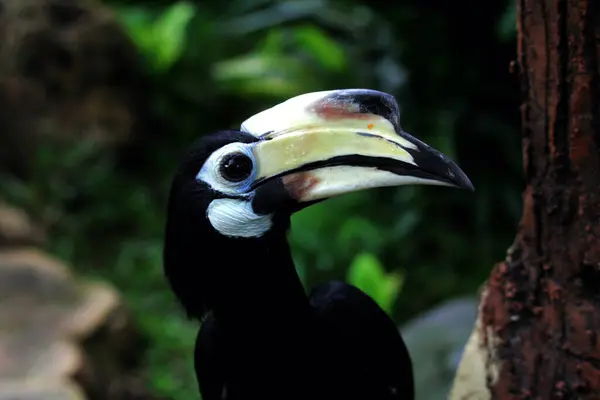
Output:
164,131,414,400
162,89,472,400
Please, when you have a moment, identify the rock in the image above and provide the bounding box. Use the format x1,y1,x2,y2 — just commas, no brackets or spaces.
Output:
399,297,479,400
448,285,498,400
0,381,85,400
0,248,152,399
0,202,45,247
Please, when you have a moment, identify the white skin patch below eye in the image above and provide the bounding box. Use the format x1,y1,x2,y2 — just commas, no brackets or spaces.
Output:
207,198,273,238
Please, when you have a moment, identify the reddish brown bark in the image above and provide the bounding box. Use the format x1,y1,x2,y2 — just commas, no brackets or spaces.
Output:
481,0,600,398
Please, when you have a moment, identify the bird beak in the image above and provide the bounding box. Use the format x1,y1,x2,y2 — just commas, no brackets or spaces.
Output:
242,89,474,205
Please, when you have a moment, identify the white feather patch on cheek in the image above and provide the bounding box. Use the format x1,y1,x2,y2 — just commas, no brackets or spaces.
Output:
207,198,273,238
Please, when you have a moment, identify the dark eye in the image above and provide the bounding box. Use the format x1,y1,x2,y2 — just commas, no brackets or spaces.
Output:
219,152,254,182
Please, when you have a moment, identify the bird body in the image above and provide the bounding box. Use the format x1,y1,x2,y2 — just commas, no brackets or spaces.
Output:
195,281,413,400
163,89,473,400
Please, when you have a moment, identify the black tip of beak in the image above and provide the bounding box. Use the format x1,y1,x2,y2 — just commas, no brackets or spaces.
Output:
399,130,474,192
449,161,475,191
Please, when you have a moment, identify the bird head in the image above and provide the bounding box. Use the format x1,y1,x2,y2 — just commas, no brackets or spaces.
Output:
164,89,473,318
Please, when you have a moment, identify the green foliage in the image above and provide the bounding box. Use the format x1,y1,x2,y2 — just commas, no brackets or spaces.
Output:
213,52,308,97
346,252,404,315
213,23,350,98
115,1,196,73
292,25,347,71
108,239,199,399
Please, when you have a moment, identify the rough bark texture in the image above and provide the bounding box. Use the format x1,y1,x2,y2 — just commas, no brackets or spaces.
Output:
452,0,600,399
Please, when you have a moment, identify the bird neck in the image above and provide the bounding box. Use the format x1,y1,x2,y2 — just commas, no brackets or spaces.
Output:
212,231,312,331
164,210,312,329
208,230,318,394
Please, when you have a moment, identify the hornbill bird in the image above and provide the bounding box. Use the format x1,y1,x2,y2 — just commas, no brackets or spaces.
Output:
163,89,473,400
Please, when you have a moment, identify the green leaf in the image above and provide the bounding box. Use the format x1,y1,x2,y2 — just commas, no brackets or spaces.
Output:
213,53,309,97
113,7,155,55
258,29,285,54
294,25,346,71
152,2,196,72
337,217,385,254
114,2,195,73
346,252,404,315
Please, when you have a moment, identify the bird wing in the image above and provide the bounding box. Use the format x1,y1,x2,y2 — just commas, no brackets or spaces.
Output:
194,282,414,400
195,312,227,400
308,280,414,400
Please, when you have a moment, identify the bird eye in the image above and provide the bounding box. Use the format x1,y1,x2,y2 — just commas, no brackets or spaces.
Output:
218,152,254,182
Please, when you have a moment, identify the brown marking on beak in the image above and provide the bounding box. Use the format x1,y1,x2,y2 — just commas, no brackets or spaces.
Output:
282,172,321,200
311,100,373,120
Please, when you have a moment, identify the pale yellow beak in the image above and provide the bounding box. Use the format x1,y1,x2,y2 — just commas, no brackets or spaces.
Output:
242,89,473,203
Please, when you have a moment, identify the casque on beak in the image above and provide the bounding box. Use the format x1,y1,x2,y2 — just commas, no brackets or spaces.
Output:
242,89,473,209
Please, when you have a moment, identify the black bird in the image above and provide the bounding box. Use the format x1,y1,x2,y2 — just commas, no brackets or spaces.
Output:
163,89,474,400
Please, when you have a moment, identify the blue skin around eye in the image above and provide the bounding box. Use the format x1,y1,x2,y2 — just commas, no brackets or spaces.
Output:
234,144,259,195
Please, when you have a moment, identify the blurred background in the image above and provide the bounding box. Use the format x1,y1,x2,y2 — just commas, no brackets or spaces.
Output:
0,0,523,399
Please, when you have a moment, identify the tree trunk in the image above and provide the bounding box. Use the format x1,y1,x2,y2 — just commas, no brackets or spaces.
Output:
450,0,600,399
